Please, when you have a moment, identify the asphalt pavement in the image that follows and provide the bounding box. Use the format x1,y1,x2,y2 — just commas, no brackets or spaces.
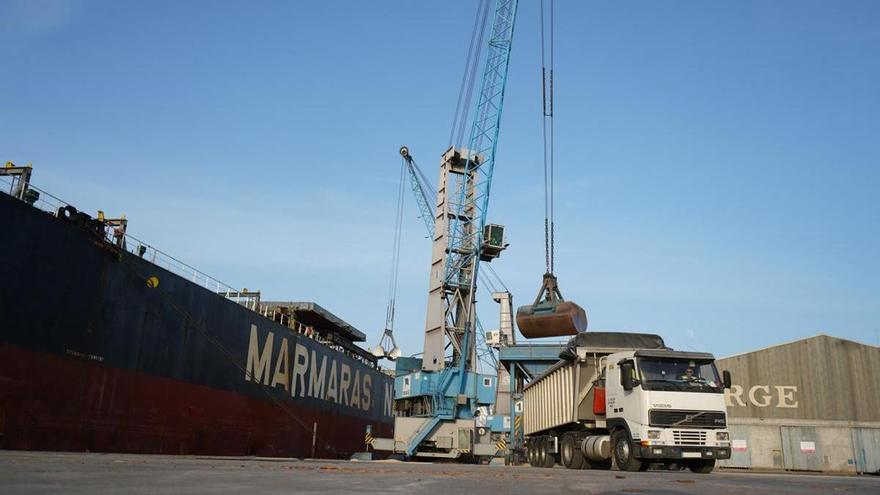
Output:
0,451,877,494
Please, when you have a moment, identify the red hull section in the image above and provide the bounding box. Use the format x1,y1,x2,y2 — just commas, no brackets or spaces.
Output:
0,344,391,457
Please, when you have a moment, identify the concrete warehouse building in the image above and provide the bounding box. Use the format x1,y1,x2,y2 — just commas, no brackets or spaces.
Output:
716,334,880,474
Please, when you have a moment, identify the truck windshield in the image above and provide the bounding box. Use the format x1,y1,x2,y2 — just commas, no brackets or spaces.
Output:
637,358,723,393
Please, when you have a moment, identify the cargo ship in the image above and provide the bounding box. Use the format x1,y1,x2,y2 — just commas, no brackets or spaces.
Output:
0,165,393,457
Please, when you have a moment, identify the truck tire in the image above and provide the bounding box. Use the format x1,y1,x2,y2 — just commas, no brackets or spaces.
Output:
611,430,645,472
687,459,715,474
561,433,584,469
527,440,536,466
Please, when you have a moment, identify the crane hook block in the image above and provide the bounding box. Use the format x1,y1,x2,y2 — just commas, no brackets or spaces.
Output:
515,273,588,338
399,146,410,159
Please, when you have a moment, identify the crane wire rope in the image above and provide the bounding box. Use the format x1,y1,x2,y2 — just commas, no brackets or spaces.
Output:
540,0,556,275
483,262,509,293
385,157,408,333
449,0,491,150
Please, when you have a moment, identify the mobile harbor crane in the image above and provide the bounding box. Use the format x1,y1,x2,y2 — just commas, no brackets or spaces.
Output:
371,0,520,461
372,0,589,461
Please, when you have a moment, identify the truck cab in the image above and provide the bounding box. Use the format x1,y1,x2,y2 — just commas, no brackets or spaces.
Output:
604,349,732,472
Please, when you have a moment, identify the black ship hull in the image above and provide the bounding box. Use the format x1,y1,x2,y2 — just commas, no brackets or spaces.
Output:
0,191,393,457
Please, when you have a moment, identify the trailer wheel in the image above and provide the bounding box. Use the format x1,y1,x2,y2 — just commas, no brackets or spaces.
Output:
687,459,715,474
527,439,536,466
561,433,584,469
535,437,553,468
536,438,547,467
542,437,556,468
611,430,644,472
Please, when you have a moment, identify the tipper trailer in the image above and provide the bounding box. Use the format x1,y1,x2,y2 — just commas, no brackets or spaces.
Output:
523,333,732,473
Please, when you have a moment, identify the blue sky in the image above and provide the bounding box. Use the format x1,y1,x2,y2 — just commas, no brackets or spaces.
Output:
2,0,878,359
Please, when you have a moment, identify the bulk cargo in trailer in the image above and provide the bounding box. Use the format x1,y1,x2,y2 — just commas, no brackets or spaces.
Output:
522,332,733,473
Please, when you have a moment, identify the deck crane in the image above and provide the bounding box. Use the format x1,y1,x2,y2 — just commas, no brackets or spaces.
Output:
372,0,518,461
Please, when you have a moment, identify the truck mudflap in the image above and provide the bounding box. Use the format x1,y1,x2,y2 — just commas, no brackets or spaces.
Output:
637,445,731,461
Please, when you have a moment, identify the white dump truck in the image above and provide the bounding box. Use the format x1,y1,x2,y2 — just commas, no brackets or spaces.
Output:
523,333,732,473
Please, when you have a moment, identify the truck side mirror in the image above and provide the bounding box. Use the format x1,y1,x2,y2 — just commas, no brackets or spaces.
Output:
620,362,634,391
722,370,732,389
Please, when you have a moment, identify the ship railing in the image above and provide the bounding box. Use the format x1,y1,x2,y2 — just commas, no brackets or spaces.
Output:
258,305,295,328
118,235,262,312
1,176,258,309
122,233,247,297
1,177,73,220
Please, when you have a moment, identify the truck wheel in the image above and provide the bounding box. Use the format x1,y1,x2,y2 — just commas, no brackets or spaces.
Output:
561,433,584,469
687,459,715,474
527,440,537,467
611,430,644,472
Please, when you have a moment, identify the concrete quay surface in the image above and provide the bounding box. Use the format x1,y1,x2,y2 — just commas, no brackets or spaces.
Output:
0,451,877,494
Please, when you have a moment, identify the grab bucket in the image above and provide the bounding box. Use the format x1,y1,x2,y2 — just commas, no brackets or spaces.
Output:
516,300,587,338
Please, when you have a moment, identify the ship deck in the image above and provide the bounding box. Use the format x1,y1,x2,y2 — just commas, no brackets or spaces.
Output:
0,451,875,495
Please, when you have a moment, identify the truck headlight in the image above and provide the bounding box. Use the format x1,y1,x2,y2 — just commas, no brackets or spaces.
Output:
716,432,729,441
647,430,661,440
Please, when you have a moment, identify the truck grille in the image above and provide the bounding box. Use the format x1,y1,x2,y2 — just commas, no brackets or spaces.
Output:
649,409,726,428
673,430,707,446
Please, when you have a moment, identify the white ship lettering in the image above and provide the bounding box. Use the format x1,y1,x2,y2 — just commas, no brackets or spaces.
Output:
245,325,376,413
